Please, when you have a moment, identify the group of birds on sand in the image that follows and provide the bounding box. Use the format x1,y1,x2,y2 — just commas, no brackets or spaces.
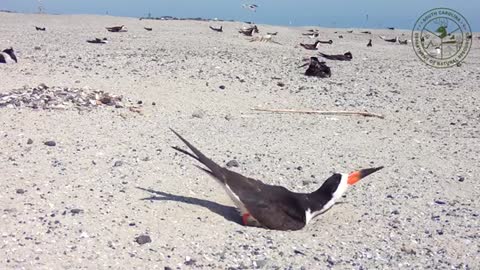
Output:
298,29,414,78
1,22,386,232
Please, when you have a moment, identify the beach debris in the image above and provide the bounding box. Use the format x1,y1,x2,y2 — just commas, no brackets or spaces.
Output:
16,189,26,194
318,51,352,61
209,25,223,32
367,39,372,47
144,27,153,31
106,25,126,32
299,57,331,78
86,38,108,44
0,85,135,111
252,107,385,119
0,47,17,64
27,138,34,144
239,25,259,36
135,234,152,245
35,26,46,31
242,4,258,12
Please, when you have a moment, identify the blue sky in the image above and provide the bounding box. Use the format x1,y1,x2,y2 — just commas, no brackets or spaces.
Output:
1,0,479,31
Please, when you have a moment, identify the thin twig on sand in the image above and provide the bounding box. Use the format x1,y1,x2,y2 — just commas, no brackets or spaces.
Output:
252,107,385,119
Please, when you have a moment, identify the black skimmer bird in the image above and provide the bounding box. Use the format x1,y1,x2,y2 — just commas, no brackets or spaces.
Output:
35,26,46,31
0,47,17,64
318,40,333,44
303,32,319,39
367,39,372,47
319,51,352,61
398,39,408,45
267,32,278,36
300,41,321,50
144,27,153,31
338,35,343,39
209,25,223,32
347,30,353,33
86,38,108,44
361,31,371,34
387,27,395,30
379,36,398,43
300,57,331,78
239,25,258,36
170,129,383,230
106,25,126,32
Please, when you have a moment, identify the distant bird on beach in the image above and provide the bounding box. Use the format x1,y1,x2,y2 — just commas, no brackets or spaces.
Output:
300,41,321,50
87,38,108,44
239,25,259,36
338,35,343,39
379,36,398,43
170,128,383,230
300,57,331,78
367,39,372,47
267,32,278,36
209,25,223,32
318,40,333,44
35,26,46,31
242,4,258,12
347,30,353,33
319,51,352,61
361,31,371,34
106,25,126,32
387,27,395,30
303,32,319,39
398,39,408,45
144,27,153,31
0,47,17,64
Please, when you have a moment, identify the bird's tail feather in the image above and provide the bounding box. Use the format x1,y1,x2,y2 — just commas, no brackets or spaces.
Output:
170,128,225,182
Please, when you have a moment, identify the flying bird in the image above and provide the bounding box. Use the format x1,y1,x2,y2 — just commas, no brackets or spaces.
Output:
35,26,46,31
0,47,17,64
243,4,258,12
318,51,353,61
170,129,383,230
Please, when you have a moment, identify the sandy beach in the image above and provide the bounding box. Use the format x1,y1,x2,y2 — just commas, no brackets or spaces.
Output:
1,12,479,269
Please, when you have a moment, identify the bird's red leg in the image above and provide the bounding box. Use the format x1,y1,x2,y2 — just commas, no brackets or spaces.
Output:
242,213,251,225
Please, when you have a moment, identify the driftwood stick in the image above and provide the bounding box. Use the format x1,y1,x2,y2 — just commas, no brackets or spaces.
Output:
252,107,385,119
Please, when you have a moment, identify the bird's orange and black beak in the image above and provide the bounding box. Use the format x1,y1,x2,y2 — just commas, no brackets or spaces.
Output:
347,166,384,185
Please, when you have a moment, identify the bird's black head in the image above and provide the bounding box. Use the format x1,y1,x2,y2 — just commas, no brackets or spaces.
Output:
3,47,17,62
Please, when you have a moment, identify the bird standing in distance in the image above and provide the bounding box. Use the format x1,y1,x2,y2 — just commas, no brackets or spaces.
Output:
170,129,383,231
367,39,372,47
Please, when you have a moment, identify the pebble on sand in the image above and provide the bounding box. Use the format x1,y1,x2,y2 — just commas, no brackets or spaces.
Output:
44,141,56,147
135,234,152,245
